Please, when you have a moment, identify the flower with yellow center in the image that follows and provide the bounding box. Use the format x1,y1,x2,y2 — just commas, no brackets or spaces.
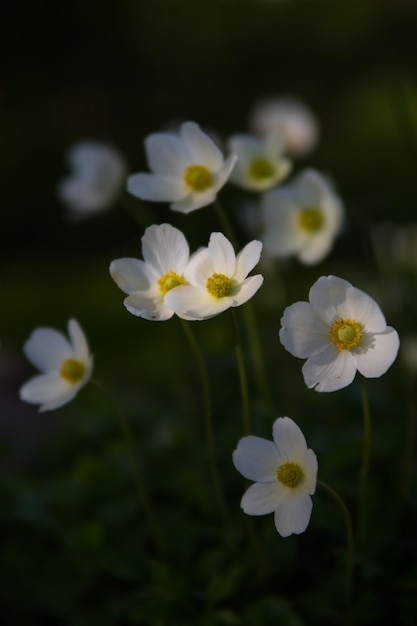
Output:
110,223,192,321
261,169,344,265
227,132,292,191
280,275,400,392
19,319,93,412
164,232,264,320
127,121,237,214
233,417,318,537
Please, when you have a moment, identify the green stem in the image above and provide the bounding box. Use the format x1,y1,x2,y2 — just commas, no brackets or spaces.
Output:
230,309,251,435
213,199,272,416
91,379,164,553
179,320,230,523
318,480,354,610
358,375,371,544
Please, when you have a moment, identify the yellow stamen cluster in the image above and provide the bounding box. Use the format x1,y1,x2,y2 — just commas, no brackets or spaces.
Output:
329,318,362,351
60,358,85,383
276,462,304,488
183,165,212,191
248,158,274,180
158,270,185,295
206,273,232,298
298,207,324,233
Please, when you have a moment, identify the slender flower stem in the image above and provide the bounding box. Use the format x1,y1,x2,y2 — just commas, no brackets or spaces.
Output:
213,199,272,416
91,379,164,554
318,480,354,610
358,375,371,544
230,309,251,435
179,319,230,523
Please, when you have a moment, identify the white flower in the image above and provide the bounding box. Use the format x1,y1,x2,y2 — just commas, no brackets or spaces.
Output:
109,223,192,321
248,96,319,157
164,232,263,320
58,141,128,217
261,169,344,265
19,319,93,412
233,417,317,537
127,121,237,214
227,132,291,191
280,275,400,392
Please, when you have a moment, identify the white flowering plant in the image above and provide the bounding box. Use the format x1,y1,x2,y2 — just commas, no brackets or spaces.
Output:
4,39,417,624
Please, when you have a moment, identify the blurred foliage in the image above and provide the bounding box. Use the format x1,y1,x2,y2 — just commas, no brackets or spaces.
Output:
2,0,417,624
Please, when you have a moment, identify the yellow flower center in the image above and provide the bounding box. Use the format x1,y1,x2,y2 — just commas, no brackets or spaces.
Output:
60,358,85,383
329,318,362,350
248,158,274,180
183,165,212,191
157,270,185,295
206,273,232,298
298,207,324,233
276,462,304,488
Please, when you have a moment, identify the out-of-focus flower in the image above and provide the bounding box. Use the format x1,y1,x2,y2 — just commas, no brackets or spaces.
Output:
127,121,237,213
233,417,318,537
371,223,417,272
165,232,263,320
227,132,291,192
58,141,128,217
261,169,344,265
110,223,191,321
248,96,319,157
20,319,93,412
279,275,400,392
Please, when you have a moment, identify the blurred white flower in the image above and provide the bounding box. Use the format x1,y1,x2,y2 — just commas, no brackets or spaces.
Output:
165,232,263,320
227,132,291,192
371,223,417,272
233,417,317,537
127,121,237,213
249,96,319,157
261,169,344,265
110,223,191,321
20,319,93,412
280,275,400,392
58,141,128,217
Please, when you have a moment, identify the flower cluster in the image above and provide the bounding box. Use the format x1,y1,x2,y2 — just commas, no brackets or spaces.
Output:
109,224,264,321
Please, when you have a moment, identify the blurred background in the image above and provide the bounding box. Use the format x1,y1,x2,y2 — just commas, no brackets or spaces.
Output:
2,0,417,624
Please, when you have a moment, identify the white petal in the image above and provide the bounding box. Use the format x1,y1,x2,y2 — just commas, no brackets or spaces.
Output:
241,481,284,516
302,449,318,494
145,132,190,175
208,232,236,275
123,292,174,321
211,153,238,191
232,435,280,481
302,348,357,392
230,275,263,307
141,223,190,275
279,301,329,359
272,417,308,461
23,327,73,373
274,493,313,537
68,319,90,362
234,240,263,282
354,327,400,378
127,173,187,202
180,122,223,170
170,189,217,213
343,286,387,332
308,275,353,324
165,286,227,320
297,231,336,265
110,258,151,294
184,248,214,287
19,373,78,412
